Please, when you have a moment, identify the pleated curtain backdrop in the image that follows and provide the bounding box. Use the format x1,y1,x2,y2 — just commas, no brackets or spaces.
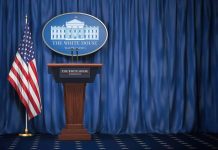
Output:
0,0,218,134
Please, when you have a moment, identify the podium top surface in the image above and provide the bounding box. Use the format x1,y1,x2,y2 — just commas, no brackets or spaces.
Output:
47,63,102,83
48,63,103,67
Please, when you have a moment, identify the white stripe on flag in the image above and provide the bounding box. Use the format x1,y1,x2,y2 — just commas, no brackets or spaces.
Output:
16,53,28,73
28,61,40,96
28,83,41,110
12,61,29,90
8,71,37,117
14,58,41,110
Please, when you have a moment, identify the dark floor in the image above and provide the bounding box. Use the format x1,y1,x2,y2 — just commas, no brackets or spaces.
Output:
0,133,218,149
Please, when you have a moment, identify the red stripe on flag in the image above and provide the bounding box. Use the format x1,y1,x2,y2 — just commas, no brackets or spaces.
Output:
8,76,34,119
14,57,28,77
28,77,40,104
28,61,40,103
9,64,41,115
29,61,39,83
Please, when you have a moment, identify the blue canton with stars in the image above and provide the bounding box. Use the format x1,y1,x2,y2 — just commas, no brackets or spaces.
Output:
18,23,35,64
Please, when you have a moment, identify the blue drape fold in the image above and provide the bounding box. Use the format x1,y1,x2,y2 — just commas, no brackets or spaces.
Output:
0,0,218,134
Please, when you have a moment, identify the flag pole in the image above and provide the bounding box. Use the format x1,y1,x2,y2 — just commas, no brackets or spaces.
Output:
19,14,32,137
19,111,32,136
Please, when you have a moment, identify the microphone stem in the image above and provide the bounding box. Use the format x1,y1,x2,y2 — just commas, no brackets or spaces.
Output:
71,49,74,63
76,50,79,63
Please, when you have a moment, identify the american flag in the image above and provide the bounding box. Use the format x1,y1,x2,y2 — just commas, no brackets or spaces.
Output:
8,22,42,119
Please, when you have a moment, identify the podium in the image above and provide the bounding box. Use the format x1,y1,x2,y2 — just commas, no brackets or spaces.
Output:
48,63,102,140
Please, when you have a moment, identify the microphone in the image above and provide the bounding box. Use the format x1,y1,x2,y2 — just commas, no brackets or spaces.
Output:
71,48,74,63
76,48,79,63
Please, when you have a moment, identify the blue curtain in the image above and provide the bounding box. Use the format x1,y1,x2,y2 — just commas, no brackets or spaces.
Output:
0,0,218,134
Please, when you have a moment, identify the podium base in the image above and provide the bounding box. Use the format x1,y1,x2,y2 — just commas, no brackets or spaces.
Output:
58,124,91,140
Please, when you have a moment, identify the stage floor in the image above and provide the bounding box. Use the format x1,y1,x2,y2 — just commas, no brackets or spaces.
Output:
0,133,218,149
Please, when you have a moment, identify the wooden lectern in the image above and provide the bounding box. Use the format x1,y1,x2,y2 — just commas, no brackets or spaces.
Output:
48,63,102,140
